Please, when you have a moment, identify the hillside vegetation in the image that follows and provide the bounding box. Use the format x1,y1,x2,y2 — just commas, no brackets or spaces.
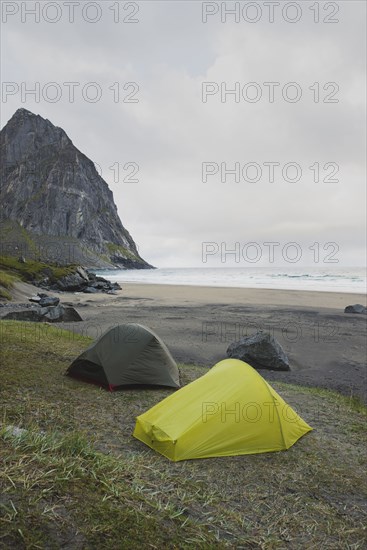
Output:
0,256,77,302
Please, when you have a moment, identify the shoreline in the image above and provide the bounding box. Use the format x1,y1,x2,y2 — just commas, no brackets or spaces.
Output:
112,283,367,310
95,266,367,296
3,281,367,311
101,279,366,294
119,281,367,307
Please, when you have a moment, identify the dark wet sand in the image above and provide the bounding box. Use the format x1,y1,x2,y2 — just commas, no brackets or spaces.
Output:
4,282,367,402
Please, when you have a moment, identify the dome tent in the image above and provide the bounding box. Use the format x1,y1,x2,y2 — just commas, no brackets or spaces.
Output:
66,324,180,391
133,359,312,461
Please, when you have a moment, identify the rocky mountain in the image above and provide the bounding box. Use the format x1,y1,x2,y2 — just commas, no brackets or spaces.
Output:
0,108,152,269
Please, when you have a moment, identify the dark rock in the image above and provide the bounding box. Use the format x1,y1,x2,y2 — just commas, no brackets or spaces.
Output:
76,266,89,281
227,331,290,371
55,269,118,293
61,307,83,322
88,282,101,289
18,256,26,263
344,304,367,314
39,296,60,307
3,310,43,322
56,273,88,292
39,304,65,321
2,305,82,322
85,276,121,292
40,305,82,322
89,281,109,290
83,287,99,294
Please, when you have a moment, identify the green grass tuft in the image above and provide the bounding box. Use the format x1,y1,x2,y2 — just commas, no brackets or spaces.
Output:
0,287,12,301
0,255,77,284
0,270,20,301
0,270,19,289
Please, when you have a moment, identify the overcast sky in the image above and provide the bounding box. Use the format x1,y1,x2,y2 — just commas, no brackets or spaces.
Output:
1,0,366,267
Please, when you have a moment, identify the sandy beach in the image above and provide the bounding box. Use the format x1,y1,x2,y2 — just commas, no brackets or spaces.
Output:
8,282,364,403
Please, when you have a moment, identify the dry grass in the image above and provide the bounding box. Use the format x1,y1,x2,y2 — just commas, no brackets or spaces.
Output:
0,271,19,301
1,320,366,549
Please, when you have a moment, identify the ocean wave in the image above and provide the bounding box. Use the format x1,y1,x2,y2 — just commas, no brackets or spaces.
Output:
96,267,366,294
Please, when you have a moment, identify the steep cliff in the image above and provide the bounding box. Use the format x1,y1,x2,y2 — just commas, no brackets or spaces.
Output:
0,108,152,269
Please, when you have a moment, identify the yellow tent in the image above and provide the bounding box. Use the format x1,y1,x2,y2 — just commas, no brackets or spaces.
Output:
133,359,312,461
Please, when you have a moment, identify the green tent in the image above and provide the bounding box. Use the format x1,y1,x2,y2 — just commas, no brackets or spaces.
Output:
66,324,180,391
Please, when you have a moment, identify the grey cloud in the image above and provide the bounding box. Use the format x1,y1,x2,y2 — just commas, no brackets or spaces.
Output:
1,0,365,266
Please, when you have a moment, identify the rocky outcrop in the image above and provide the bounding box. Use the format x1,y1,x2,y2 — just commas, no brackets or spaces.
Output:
227,331,290,371
344,304,367,314
0,108,153,269
55,272,89,292
51,270,121,293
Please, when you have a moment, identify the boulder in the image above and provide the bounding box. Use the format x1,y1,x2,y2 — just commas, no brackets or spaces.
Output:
344,304,367,314
83,287,99,294
40,305,82,322
39,296,60,307
3,309,43,322
2,305,82,323
227,331,290,371
29,295,41,303
89,281,109,290
61,307,83,322
39,304,65,321
56,272,88,291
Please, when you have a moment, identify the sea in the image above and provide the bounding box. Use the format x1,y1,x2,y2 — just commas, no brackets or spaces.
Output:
96,266,367,294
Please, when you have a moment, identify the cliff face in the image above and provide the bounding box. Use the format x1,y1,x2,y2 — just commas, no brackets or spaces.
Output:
0,108,152,269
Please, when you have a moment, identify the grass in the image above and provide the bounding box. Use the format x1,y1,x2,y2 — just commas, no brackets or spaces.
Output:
0,270,20,301
106,242,139,261
1,320,366,549
0,271,20,290
0,255,77,285
274,381,367,416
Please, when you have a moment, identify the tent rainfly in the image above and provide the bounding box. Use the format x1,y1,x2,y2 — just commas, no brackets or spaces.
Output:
66,323,180,391
133,359,312,461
